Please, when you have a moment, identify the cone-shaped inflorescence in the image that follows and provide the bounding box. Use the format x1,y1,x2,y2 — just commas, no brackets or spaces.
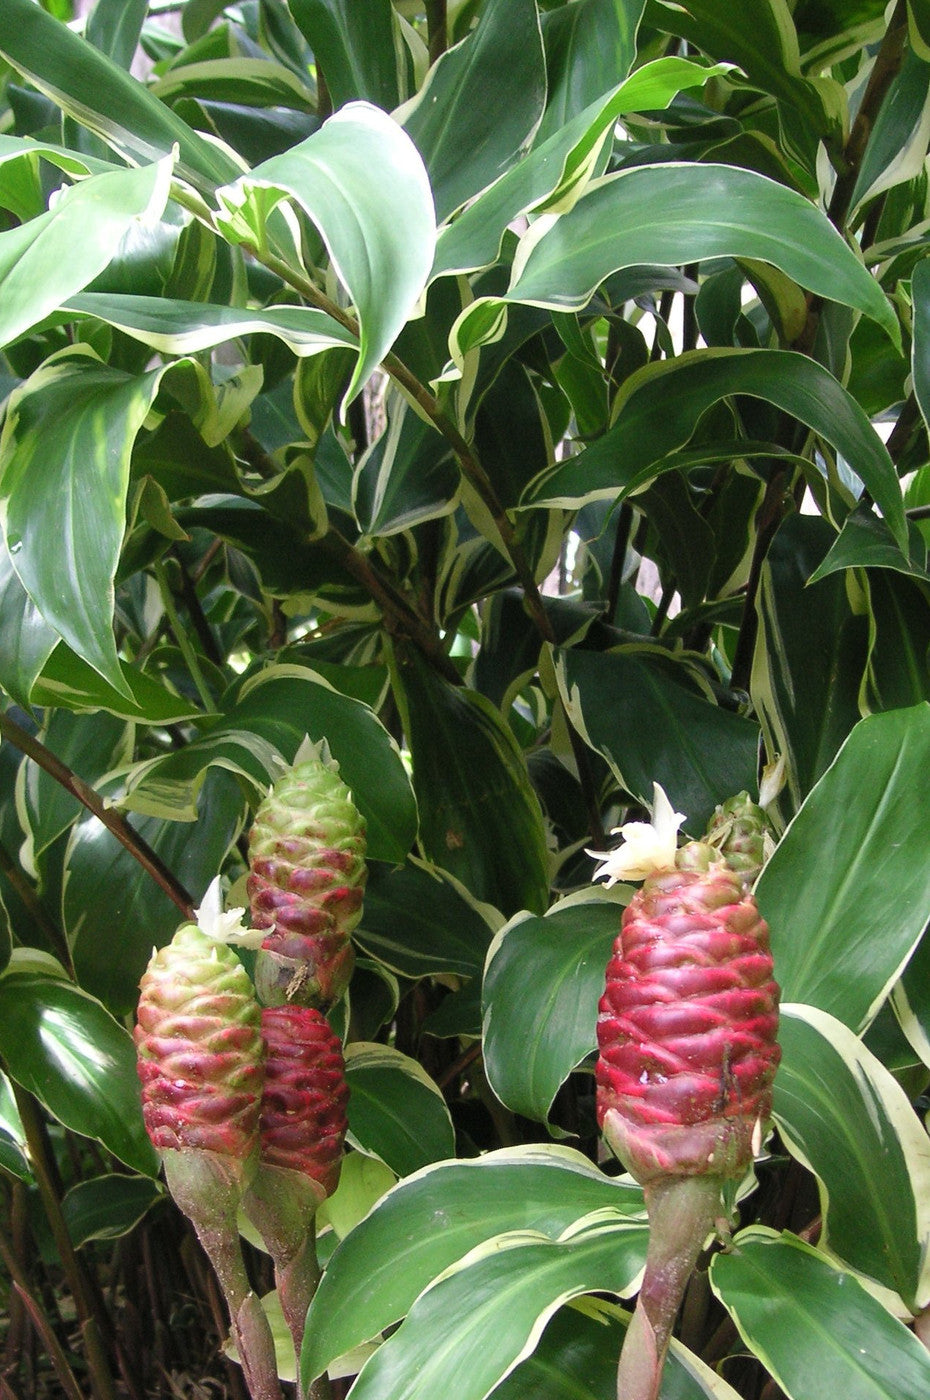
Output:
244,1007,349,1400
704,790,773,890
248,754,367,1010
593,790,780,1400
135,925,282,1400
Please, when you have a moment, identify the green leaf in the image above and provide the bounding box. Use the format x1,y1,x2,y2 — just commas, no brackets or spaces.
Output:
395,650,550,916
344,1043,454,1177
66,292,358,358
752,514,867,813
848,50,930,216
453,165,898,360
330,1218,649,1400
646,0,844,166
756,705,930,1031
303,1145,645,1386
0,349,167,697
482,895,624,1126
0,970,159,1176
62,1173,163,1247
287,0,401,110
0,523,59,709
401,0,545,223
807,506,930,585
151,57,316,111
536,0,644,144
355,859,495,980
65,768,244,1015
0,156,172,354
911,257,930,435
29,645,202,724
494,1298,744,1400
774,1005,930,1310
523,349,907,552
215,102,435,409
432,58,721,281
353,393,459,537
86,0,148,70
554,646,760,832
710,1228,930,1400
862,570,930,711
20,709,130,860
0,1070,29,1181
0,0,240,189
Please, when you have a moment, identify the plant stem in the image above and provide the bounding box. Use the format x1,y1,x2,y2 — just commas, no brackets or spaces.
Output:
0,709,194,920
614,1175,720,1400
425,0,447,62
0,1226,85,1400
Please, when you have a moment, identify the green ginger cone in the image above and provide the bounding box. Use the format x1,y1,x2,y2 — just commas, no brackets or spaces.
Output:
135,924,282,1400
704,789,773,888
590,786,780,1400
248,746,367,1010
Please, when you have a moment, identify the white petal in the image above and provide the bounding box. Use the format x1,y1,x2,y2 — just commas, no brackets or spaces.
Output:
588,784,684,885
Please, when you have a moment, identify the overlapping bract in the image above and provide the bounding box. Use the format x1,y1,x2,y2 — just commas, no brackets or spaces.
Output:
248,757,367,1009
259,1005,348,1198
135,923,264,1160
596,844,780,1184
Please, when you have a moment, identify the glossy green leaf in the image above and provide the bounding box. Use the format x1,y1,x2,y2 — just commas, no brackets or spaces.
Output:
0,1070,29,1181
895,923,930,1067
344,1043,454,1177
0,970,159,1176
432,58,721,281
151,57,315,110
0,350,167,696
401,0,545,223
0,0,240,189
303,1145,645,1385
395,650,550,916
66,292,358,358
215,102,435,409
20,709,130,859
646,0,843,165
554,646,760,832
353,393,458,536
494,1298,743,1400
0,524,58,708
0,156,172,354
287,0,401,110
862,570,930,711
316,1150,396,1243
331,1218,649,1400
454,165,897,360
752,514,866,813
29,645,202,724
848,50,930,215
65,768,244,1015
773,1005,930,1309
912,257,930,434
212,664,416,863
62,1173,163,1247
355,859,495,980
756,705,930,1031
536,0,643,143
808,506,930,585
86,0,148,70
522,349,907,551
710,1228,930,1400
482,895,624,1126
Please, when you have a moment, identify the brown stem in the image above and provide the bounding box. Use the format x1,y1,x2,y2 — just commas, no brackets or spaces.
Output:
614,1175,720,1400
169,545,225,667
0,710,194,920
729,465,793,693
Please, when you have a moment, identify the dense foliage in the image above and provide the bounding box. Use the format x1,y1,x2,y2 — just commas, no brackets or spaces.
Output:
2,1,930,1397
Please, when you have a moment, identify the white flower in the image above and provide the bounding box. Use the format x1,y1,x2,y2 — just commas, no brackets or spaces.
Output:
587,783,685,885
194,876,265,949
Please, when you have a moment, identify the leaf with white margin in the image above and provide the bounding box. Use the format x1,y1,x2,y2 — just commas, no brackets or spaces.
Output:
215,103,435,412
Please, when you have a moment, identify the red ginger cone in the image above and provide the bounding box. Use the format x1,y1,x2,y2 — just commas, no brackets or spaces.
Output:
244,1007,349,1400
596,841,780,1184
248,754,367,1010
591,788,780,1400
135,924,282,1400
